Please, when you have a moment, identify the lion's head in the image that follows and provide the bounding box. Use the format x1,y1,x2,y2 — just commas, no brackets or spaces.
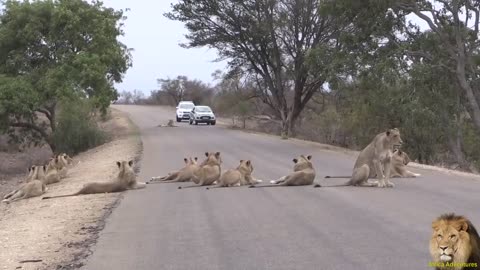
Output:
430,213,480,268
237,160,253,176
392,149,411,166
183,157,198,166
201,152,222,166
292,155,313,172
385,128,403,147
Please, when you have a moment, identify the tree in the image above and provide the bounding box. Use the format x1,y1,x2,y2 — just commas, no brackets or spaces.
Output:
157,75,214,106
393,0,480,132
119,90,134,104
166,0,390,137
157,75,187,105
0,0,131,153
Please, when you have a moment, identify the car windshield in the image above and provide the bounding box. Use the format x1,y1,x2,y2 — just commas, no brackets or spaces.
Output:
196,107,211,112
179,104,194,109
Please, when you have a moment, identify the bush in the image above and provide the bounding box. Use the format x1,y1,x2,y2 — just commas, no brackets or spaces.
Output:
52,99,108,155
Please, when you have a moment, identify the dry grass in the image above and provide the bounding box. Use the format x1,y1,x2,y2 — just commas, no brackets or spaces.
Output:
0,108,142,270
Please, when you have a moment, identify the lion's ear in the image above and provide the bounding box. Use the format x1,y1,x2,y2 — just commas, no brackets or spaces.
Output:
386,130,391,136
116,161,121,168
293,158,298,163
184,158,188,164
398,150,402,155
455,219,469,232
246,160,251,166
194,157,198,161
205,152,209,157
307,155,312,160
432,220,441,231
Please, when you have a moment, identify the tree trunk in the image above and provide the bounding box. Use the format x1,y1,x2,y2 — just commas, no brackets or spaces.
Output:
456,57,480,132
447,122,479,173
48,139,57,155
447,132,472,172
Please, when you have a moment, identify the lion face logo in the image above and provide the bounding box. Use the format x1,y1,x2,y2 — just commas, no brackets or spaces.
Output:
429,213,478,266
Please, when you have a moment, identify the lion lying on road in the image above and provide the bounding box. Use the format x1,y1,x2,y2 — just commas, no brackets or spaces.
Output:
178,152,222,189
249,155,315,188
206,159,262,189
429,213,480,270
390,149,421,178
148,157,199,183
42,160,145,200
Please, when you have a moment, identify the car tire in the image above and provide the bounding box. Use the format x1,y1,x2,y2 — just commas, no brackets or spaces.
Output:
211,121,216,126
194,120,198,125
189,119,192,125
176,117,181,122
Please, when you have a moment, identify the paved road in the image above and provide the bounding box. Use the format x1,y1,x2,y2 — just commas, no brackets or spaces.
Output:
83,105,480,270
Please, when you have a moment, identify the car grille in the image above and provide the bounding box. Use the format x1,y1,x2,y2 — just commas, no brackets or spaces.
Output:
200,116,211,119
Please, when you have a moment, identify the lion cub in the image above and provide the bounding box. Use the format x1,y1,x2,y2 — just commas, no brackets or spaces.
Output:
179,152,222,189
390,149,421,178
148,157,199,183
250,155,316,188
42,160,146,200
207,159,257,189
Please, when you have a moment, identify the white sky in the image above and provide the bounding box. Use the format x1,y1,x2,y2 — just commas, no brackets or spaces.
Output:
101,0,227,95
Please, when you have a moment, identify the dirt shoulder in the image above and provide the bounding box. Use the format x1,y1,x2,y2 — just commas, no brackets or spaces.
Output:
0,108,142,270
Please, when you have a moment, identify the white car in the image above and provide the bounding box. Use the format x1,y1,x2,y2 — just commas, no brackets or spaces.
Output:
176,101,195,122
189,106,216,125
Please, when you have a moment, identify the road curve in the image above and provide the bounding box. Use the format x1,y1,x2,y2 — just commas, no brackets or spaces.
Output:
82,105,480,270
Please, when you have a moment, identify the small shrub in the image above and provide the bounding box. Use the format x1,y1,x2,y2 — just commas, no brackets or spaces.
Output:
52,99,108,155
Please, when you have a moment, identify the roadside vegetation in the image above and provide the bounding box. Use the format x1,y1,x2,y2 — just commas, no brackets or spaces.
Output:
117,0,480,173
0,0,131,158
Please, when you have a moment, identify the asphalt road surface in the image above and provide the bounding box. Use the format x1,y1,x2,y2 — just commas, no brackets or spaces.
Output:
83,105,480,270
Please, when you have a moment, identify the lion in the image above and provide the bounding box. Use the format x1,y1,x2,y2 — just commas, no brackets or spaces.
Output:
249,155,315,188
429,213,480,270
390,149,421,178
322,128,403,188
42,160,146,200
2,180,47,203
148,157,199,183
41,157,61,185
26,165,46,183
157,119,177,127
206,159,261,189
178,152,222,189
55,153,74,179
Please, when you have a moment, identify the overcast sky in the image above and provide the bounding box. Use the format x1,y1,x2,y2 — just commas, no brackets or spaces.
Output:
101,0,227,95
100,1,432,96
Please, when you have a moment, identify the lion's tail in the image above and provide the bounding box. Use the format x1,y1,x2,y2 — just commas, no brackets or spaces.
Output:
42,193,79,200
324,175,351,179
